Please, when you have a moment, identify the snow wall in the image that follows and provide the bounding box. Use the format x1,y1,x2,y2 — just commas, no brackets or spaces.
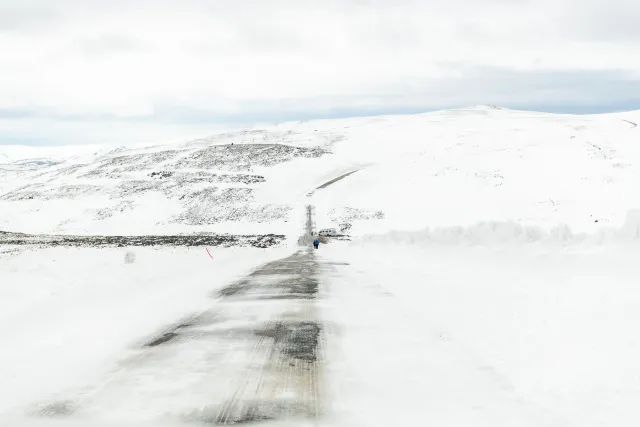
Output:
353,210,640,248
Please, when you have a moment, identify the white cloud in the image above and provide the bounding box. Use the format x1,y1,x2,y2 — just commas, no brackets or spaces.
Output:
0,0,639,144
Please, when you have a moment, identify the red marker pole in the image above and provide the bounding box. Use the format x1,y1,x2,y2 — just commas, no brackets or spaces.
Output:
205,248,213,259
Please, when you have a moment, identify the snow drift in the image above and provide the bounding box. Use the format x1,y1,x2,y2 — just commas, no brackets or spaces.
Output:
354,209,640,248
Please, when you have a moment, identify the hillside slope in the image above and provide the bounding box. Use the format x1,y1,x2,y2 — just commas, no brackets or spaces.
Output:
2,106,640,239
308,106,640,236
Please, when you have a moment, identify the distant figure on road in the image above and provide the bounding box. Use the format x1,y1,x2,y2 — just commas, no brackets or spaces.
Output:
313,238,320,249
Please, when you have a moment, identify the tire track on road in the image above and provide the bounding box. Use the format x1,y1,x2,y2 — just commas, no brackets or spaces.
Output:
213,205,322,424
26,205,325,425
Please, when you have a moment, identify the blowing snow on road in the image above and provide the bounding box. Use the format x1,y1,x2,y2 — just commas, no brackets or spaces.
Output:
3,107,640,426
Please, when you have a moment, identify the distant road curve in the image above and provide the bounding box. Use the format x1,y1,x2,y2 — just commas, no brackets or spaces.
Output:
316,169,360,190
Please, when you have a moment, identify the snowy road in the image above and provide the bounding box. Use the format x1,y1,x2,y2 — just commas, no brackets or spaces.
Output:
3,206,323,426
0,204,567,427
4,208,639,427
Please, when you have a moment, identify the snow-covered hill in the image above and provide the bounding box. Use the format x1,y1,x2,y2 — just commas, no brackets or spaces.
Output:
3,105,640,241
0,131,334,237
311,106,640,236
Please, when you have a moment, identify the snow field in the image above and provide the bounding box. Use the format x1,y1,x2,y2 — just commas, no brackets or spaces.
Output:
318,240,640,426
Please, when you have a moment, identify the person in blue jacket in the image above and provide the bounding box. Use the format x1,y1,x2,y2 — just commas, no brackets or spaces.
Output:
313,238,320,249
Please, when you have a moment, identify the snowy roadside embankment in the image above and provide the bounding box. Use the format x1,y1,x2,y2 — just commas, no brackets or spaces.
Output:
352,210,640,249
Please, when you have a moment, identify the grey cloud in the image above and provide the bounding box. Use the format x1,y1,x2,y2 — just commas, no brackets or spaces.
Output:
2,0,640,147
120,68,640,117
3,66,639,125
184,22,312,56
548,0,640,42
0,4,59,32
416,66,640,111
71,34,152,57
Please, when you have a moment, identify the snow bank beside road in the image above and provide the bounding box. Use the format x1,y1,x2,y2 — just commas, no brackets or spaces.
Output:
353,209,640,248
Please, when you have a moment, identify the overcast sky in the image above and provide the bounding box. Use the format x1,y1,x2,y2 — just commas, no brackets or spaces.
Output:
1,0,640,146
